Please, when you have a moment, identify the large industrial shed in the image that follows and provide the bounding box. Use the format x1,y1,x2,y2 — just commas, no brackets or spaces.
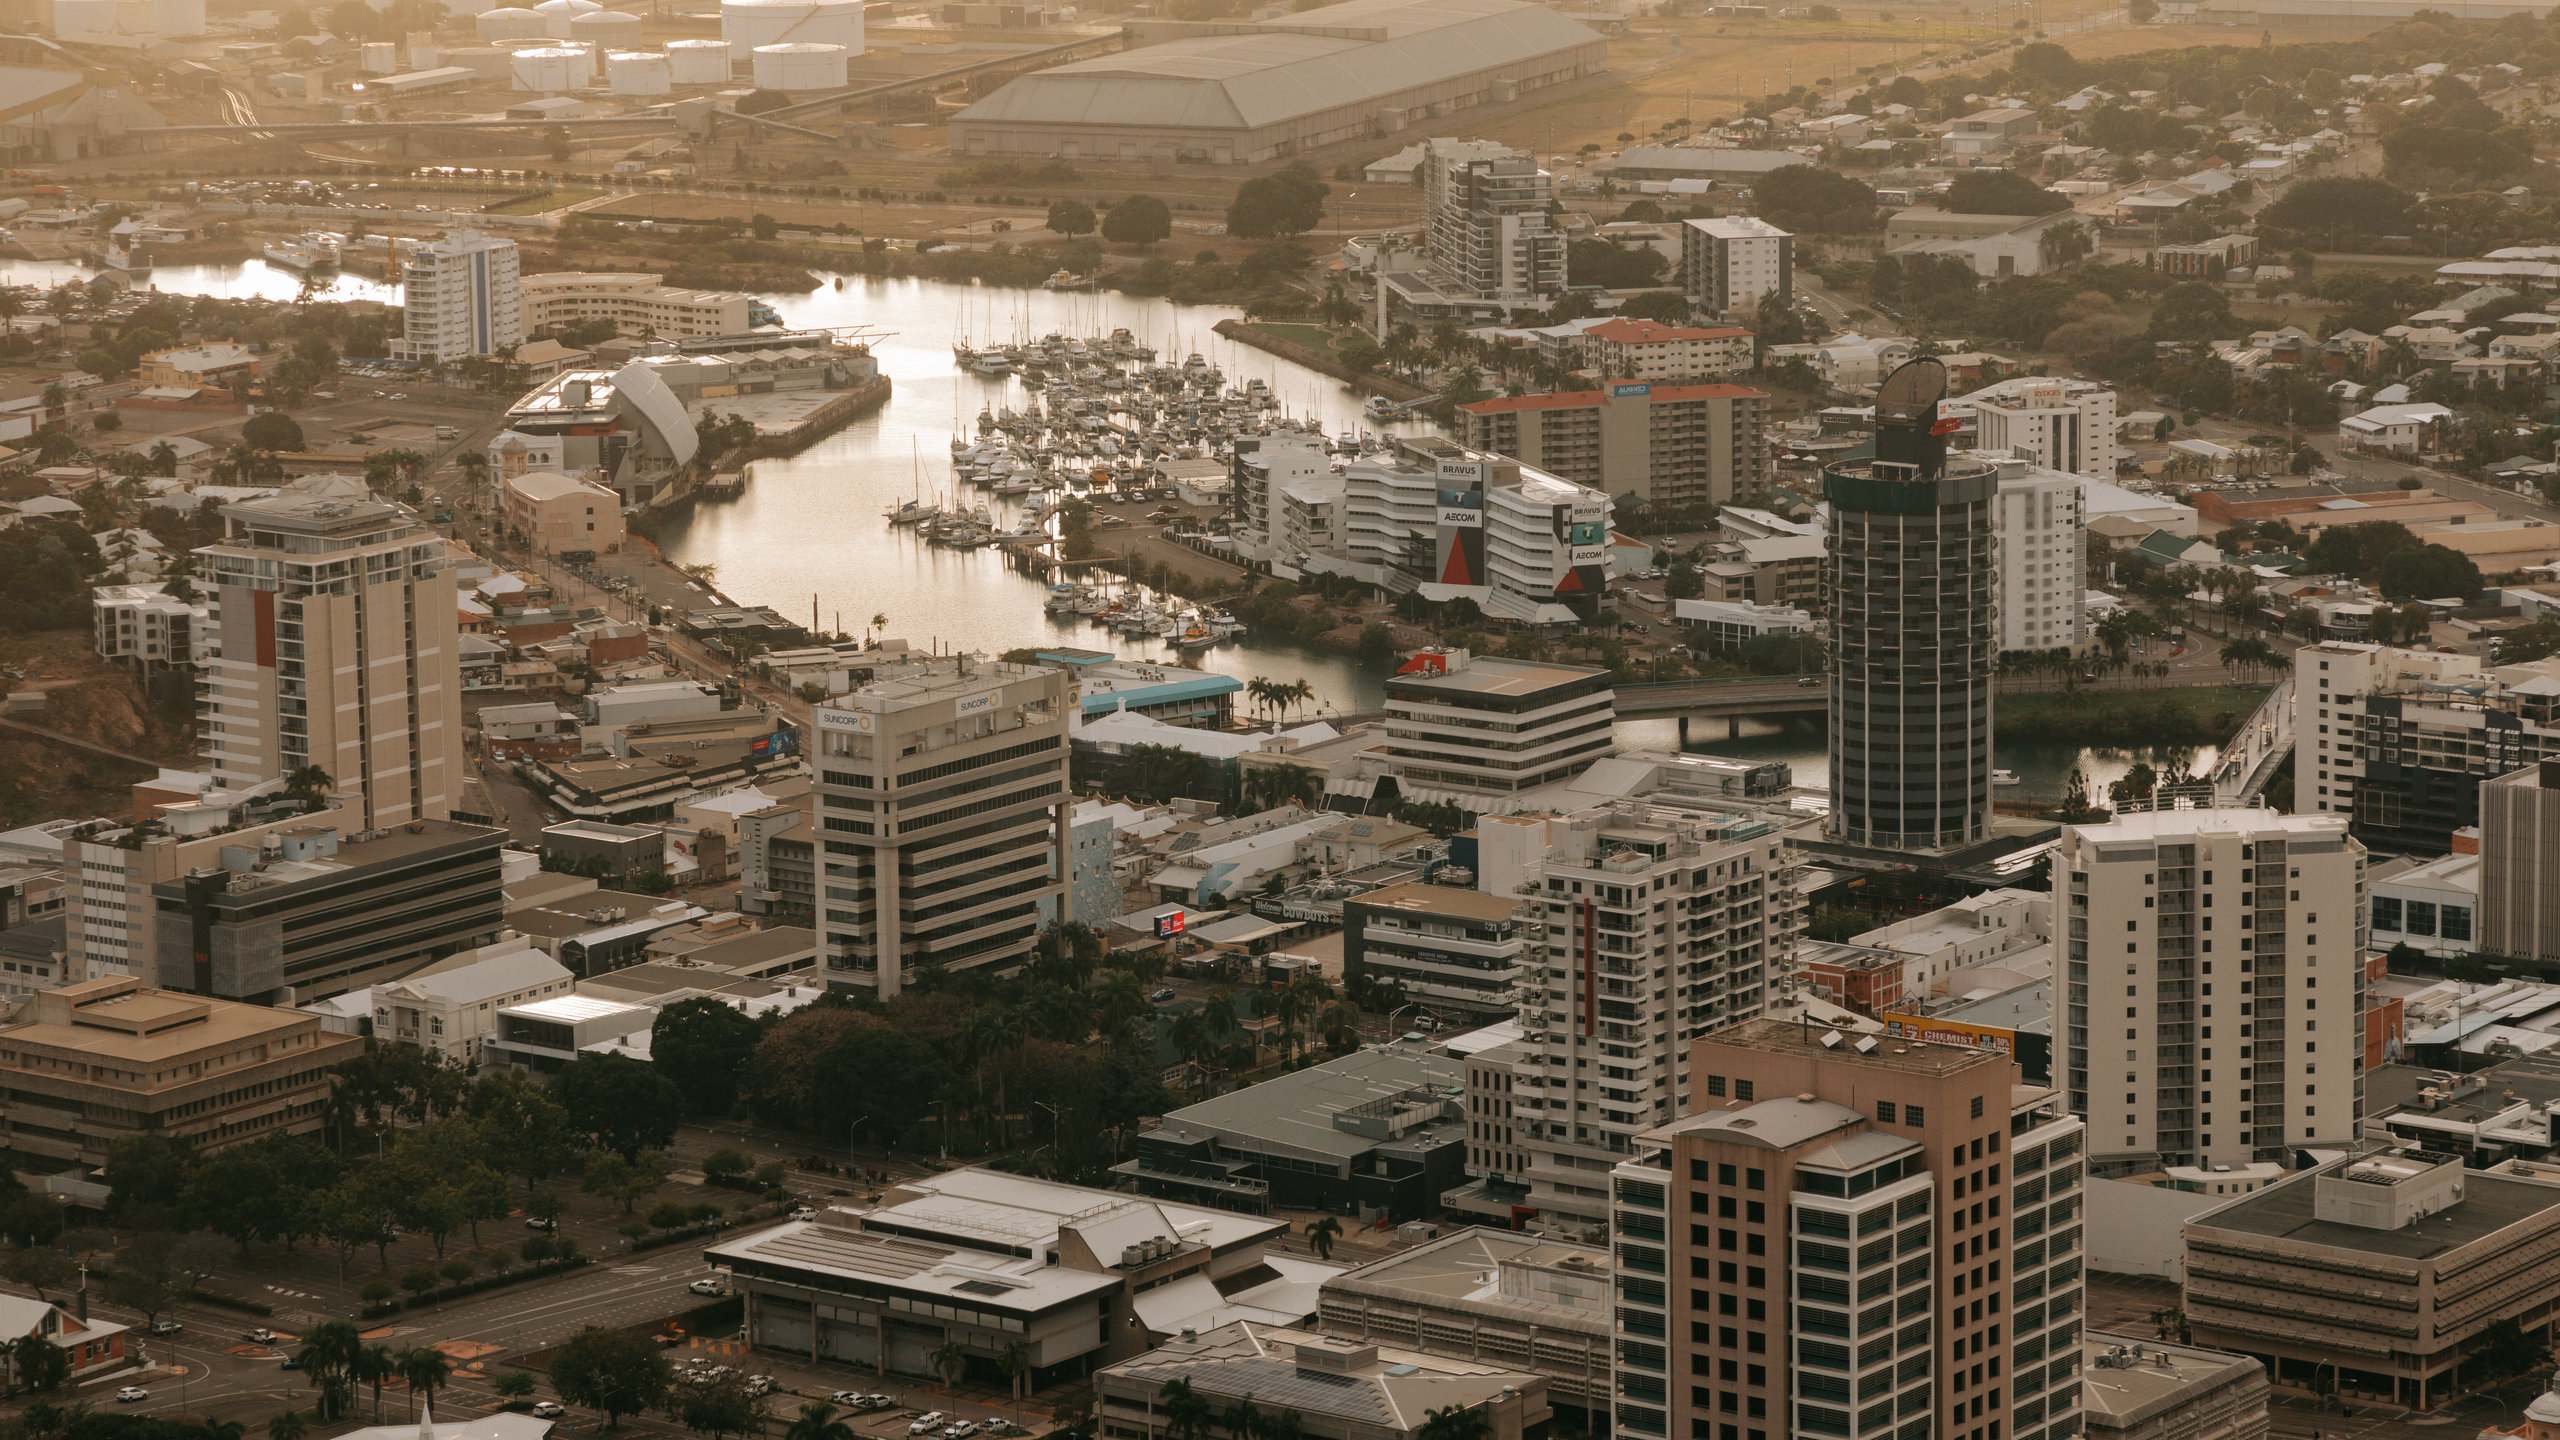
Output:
947,0,1606,165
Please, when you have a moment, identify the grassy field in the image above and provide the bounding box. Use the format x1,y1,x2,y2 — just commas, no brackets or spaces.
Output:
1246,321,1349,354
485,187,604,215
1465,9,2400,157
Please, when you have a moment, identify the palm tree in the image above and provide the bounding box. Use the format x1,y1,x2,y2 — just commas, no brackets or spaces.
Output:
1159,1379,1214,1440
930,1339,968,1394
297,1320,365,1421
356,1343,398,1421
1201,990,1239,1050
997,1340,1035,1410
1319,1001,1362,1055
268,1412,310,1440
1306,1215,1342,1261
1419,1405,1491,1440
400,1346,454,1420
784,1403,855,1440
1218,1399,1264,1440
1260,1410,1307,1440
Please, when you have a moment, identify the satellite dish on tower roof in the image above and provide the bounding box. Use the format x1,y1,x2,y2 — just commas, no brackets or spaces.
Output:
1875,357,1949,423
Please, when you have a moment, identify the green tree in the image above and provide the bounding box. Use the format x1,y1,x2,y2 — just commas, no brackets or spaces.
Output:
749,213,779,240
931,1338,969,1391
241,411,306,452
1943,168,2070,216
1103,194,1173,246
677,1373,767,1440
551,1326,674,1429
579,1147,669,1214
553,1051,683,1158
649,997,762,1116
268,1412,310,1440
10,1333,68,1393
2475,1317,2548,1380
1226,165,1329,239
783,1403,856,1440
2377,543,2482,603
1046,200,1098,237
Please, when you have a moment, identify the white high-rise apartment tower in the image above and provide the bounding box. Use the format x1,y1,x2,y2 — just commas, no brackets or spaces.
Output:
394,229,524,363
1679,216,1793,320
194,477,463,828
1422,138,1564,303
2059,808,2367,1173
1988,455,2088,654
1462,804,1806,1236
1963,376,2120,482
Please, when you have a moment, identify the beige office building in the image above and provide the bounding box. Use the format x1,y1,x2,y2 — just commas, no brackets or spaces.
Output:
2481,761,2560,964
811,657,1071,995
0,975,361,1171
502,469,626,555
521,272,755,340
194,478,464,829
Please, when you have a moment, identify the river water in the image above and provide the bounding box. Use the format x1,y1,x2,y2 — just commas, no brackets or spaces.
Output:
13,257,2227,800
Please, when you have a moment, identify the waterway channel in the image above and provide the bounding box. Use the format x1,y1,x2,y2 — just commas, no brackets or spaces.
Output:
10,257,2229,800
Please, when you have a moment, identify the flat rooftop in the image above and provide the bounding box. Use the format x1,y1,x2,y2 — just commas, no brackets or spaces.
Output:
2193,1167,2560,1260
828,659,1057,715
1704,1014,2007,1077
1350,881,1523,923
2078,1334,2264,1431
1148,1041,1465,1163
1,982,351,1072
1385,656,1607,698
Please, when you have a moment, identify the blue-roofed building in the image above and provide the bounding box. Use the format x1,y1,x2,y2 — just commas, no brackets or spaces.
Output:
1039,649,1243,729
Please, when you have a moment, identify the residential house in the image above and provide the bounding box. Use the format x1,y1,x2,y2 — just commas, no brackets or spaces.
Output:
2339,402,2455,456
0,1297,128,1387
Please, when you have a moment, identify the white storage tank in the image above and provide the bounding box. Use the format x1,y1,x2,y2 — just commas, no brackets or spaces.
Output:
665,36,729,82
52,0,118,33
568,8,642,44
750,38,844,88
721,0,860,58
533,0,599,35
606,48,669,93
476,7,547,40
361,40,398,71
151,0,205,35
510,43,590,89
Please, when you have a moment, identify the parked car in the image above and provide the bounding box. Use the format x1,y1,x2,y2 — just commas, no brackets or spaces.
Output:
909,1413,947,1435
115,1388,149,1404
943,1422,979,1439
524,1216,558,1230
829,1392,871,1407
790,1205,819,1222
689,1278,725,1296
745,1377,776,1397
532,1404,565,1419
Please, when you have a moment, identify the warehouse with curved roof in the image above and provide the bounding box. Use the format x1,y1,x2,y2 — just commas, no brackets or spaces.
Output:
947,0,1606,166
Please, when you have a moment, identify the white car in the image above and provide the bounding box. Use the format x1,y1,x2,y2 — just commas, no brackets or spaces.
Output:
150,1319,182,1335
909,1413,947,1435
115,1388,149,1404
943,1423,979,1440
532,1404,565,1419
688,1278,724,1295
746,1377,776,1397
790,1205,819,1221
829,1392,871,1407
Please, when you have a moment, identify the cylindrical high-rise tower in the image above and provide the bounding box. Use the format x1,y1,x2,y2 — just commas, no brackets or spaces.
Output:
1823,357,1998,852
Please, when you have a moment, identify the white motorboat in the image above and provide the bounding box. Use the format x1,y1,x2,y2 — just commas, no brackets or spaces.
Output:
1992,769,2022,786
